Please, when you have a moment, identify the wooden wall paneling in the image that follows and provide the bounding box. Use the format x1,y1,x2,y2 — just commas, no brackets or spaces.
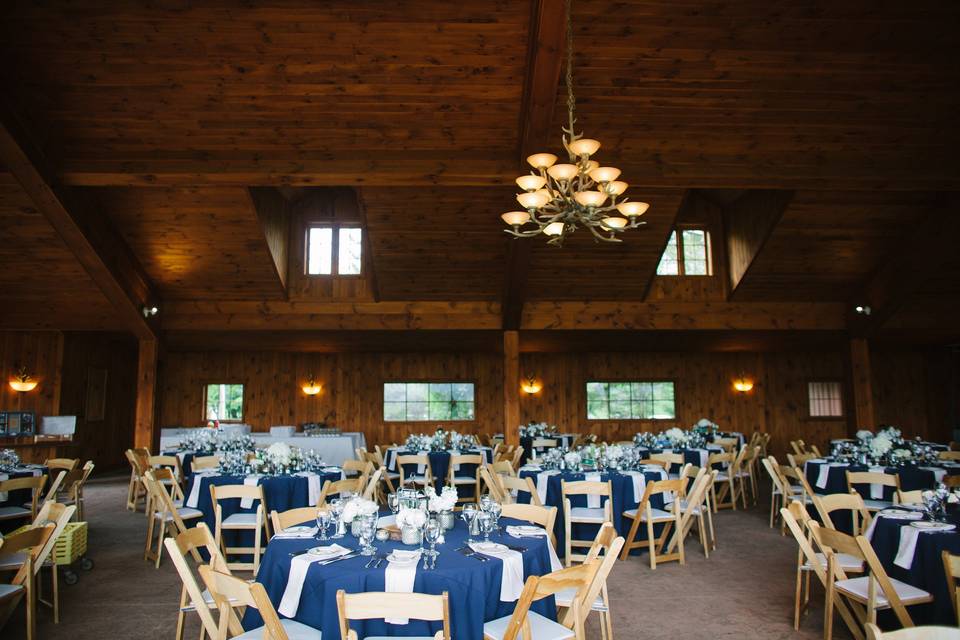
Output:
0,331,63,415
247,187,291,295
870,348,952,443
134,338,158,450
847,337,876,431
723,190,793,297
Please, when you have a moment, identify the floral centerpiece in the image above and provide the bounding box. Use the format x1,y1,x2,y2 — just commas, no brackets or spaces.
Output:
405,433,431,451
425,485,458,513
0,448,21,471
430,429,449,451
520,422,558,438
178,428,254,454
693,418,719,434
404,429,478,452
600,444,625,470
540,447,564,468
563,450,582,471
841,426,938,466
633,432,657,448
448,431,476,451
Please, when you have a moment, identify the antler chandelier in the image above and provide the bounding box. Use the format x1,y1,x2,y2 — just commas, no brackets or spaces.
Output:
501,0,649,246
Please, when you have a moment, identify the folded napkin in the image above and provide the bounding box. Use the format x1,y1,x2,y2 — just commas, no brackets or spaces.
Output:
470,543,524,601
240,475,262,509
273,526,319,539
696,450,708,469
385,449,397,471
868,466,887,500
894,526,923,569
816,463,847,490
0,473,8,502
584,473,602,508
385,550,421,624
536,470,560,505
622,471,647,503
186,473,221,508
295,472,322,506
176,451,188,463
278,544,351,617
506,526,563,572
864,511,923,541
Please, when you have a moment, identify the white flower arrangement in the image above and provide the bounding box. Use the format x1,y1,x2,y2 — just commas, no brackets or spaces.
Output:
604,445,624,460
664,427,687,447
869,434,893,458
425,486,458,512
430,429,449,451
695,418,718,430
266,442,293,465
341,497,379,523
890,448,913,461
879,426,902,441
405,434,431,451
563,451,582,468
396,507,428,529
520,422,555,438
856,430,874,441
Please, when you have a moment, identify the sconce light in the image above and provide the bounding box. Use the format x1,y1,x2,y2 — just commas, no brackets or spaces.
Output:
521,375,542,394
854,305,871,316
9,366,38,392
301,376,322,396
732,376,754,393
142,304,159,318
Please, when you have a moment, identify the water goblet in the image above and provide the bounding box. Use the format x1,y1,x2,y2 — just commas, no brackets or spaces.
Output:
462,503,479,543
479,495,493,513
477,512,494,542
424,518,442,559
487,501,503,536
315,509,331,541
329,498,345,539
358,514,377,556
388,492,400,515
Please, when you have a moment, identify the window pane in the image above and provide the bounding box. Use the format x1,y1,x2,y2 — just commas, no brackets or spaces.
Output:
631,400,654,419
609,401,632,419
428,383,452,402
684,259,707,275
682,229,706,247
587,399,609,420
682,229,710,275
307,227,333,275
656,232,679,275
609,382,631,402
451,383,474,401
338,228,363,275
808,381,843,417
586,382,608,403
652,400,676,419
428,402,452,420
383,383,406,402
631,382,653,401
406,402,429,421
406,383,429,402
653,382,675,400
451,401,475,420
205,384,243,421
383,382,474,421
383,402,406,421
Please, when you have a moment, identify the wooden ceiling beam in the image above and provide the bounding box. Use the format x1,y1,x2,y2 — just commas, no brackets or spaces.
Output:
850,195,960,334
247,187,291,297
0,102,159,339
724,190,794,299
502,0,566,330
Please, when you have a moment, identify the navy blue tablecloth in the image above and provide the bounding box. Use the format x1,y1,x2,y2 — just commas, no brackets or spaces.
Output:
386,448,491,494
519,434,575,465
869,511,960,625
518,468,667,554
635,446,723,474
804,461,960,500
244,516,557,640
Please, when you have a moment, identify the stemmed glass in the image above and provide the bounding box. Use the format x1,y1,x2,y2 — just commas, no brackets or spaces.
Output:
358,514,377,556
315,509,331,541
424,518,442,561
388,493,400,515
487,501,502,537
477,512,494,543
328,498,345,539
462,503,479,543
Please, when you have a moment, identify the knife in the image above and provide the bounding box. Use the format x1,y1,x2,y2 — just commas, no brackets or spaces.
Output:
457,547,488,562
316,552,360,566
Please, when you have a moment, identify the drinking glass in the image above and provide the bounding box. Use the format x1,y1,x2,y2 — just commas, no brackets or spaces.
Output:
477,512,493,542
315,510,331,541
479,495,493,513
488,501,502,536
388,492,400,515
358,514,377,556
328,498,345,539
461,503,478,543
424,518,442,558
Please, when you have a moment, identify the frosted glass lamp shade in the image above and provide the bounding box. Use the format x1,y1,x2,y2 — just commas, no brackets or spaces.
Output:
516,175,547,191
616,201,649,217
568,138,601,156
543,222,565,236
501,211,531,226
547,164,579,181
605,180,628,195
527,153,558,169
573,191,608,207
517,191,550,209
602,216,628,229
588,166,621,183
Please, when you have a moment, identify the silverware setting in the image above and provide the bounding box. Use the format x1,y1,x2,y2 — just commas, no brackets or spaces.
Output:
457,546,488,562
366,553,387,569
316,552,360,566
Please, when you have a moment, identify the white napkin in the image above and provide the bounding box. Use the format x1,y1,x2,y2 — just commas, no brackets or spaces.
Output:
816,463,847,490
623,471,647,502
386,449,397,471
278,544,351,617
0,473,8,502
240,475,261,509
536,470,559,505
416,451,429,474
507,526,563,572
177,451,188,463
295,472,322,506
865,511,923,541
470,543,524,602
273,526,319,539
384,550,421,624
697,450,708,469
186,473,220,508
584,473,602,508
894,526,922,569
868,466,887,500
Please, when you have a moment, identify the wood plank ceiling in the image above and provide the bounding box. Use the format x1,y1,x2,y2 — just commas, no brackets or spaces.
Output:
0,1,957,340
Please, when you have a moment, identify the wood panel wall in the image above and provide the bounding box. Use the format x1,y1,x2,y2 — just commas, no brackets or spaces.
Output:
157,345,953,456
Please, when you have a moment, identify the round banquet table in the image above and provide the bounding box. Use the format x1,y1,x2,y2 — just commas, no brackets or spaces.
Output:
184,470,343,547
804,460,960,499
635,445,724,473
519,434,575,465
517,466,668,554
384,448,492,493
244,516,558,640
868,509,960,625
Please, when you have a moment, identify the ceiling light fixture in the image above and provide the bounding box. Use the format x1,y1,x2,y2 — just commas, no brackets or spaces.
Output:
501,0,648,246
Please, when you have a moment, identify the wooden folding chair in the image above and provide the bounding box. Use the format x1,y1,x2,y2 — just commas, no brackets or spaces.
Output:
562,480,613,566
648,452,684,479
271,506,321,534
846,471,900,512
501,503,558,549
192,455,222,472
943,551,960,626
676,466,716,556
0,475,47,525
0,524,56,640
43,458,79,475
938,451,960,462
143,471,204,568
555,523,624,640
483,561,600,640
125,449,148,511
619,477,684,569
199,566,322,640
397,454,434,489
708,451,737,511
865,624,960,639
19,502,76,625
53,461,95,522
447,454,483,505
210,483,270,575
787,451,819,468
164,522,230,640
811,491,873,535
491,460,517,477
361,468,383,501
150,455,186,487
337,590,451,640
896,489,924,506
511,446,525,471
714,437,739,453
342,459,373,479
479,465,506,502
530,439,558,460
498,474,542,507
317,477,365,507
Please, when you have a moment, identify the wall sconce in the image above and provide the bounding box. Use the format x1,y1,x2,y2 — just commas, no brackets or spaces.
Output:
301,377,322,396
732,376,754,393
141,304,159,318
9,366,38,392
521,375,542,394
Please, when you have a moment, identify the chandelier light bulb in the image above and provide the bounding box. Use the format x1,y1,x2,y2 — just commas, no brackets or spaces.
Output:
605,180,628,195
501,211,531,226
602,216,628,229
617,201,650,217
568,138,601,157
574,191,608,207
516,175,547,191
547,163,579,181
588,166,621,183
527,153,558,169
543,221,565,236
517,191,550,209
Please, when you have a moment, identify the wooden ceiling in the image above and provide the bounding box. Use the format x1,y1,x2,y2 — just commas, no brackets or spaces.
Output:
0,1,958,344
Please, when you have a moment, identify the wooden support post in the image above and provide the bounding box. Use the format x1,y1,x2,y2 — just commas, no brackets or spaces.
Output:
135,338,159,451
503,330,521,447
847,337,876,432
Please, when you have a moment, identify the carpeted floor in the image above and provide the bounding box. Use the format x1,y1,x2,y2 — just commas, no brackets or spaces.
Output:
5,474,849,639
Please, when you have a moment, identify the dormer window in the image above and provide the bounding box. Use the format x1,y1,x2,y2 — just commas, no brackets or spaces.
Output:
306,225,362,276
656,228,712,276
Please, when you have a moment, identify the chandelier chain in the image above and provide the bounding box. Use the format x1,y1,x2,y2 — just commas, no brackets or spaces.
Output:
564,0,576,136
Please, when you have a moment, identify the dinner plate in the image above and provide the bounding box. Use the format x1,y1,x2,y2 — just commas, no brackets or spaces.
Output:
283,526,313,534
883,509,921,517
386,551,420,565
308,545,347,558
910,521,956,531
472,542,508,554
510,525,544,535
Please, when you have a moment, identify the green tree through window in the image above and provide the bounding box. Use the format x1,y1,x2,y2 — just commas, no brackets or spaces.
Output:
384,382,475,422
205,384,244,422
586,381,675,420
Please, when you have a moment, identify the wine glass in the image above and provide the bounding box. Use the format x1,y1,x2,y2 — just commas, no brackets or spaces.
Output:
328,498,345,539
424,518,442,560
315,509,331,541
479,495,493,513
358,514,377,556
388,492,400,515
477,512,493,543
462,503,478,543
487,501,502,537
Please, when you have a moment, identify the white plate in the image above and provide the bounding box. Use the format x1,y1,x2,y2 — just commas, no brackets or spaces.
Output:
510,525,543,535
910,521,956,531
883,509,920,517
386,552,420,565
308,545,347,558
473,542,508,554
283,526,313,534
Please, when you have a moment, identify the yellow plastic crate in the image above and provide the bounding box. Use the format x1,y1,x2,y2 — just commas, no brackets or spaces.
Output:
52,522,87,566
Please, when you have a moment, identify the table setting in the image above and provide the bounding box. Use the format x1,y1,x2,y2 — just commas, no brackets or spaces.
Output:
518,422,576,464
0,448,46,505
865,485,960,625
244,487,562,640
384,429,492,490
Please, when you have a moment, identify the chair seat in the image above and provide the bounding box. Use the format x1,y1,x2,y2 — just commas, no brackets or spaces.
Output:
222,512,261,527
862,499,895,511
773,484,804,496
623,507,674,522
156,507,203,521
569,507,608,523
0,583,25,601
385,472,401,479
0,506,32,520
407,476,431,484
678,500,703,515
0,551,27,572
715,473,730,481
803,553,864,572
553,586,607,611
735,471,751,478
484,610,574,640
233,619,322,640
835,576,931,607
450,476,478,484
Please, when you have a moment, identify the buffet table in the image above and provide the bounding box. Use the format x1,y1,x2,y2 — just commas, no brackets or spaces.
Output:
160,428,365,467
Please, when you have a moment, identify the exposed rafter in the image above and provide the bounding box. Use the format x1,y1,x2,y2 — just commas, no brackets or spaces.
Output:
0,102,159,339
724,190,794,299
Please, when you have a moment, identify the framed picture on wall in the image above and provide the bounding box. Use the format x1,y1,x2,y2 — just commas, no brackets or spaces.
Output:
85,367,108,422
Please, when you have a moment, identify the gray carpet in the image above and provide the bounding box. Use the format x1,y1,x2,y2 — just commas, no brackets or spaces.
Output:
5,475,845,639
